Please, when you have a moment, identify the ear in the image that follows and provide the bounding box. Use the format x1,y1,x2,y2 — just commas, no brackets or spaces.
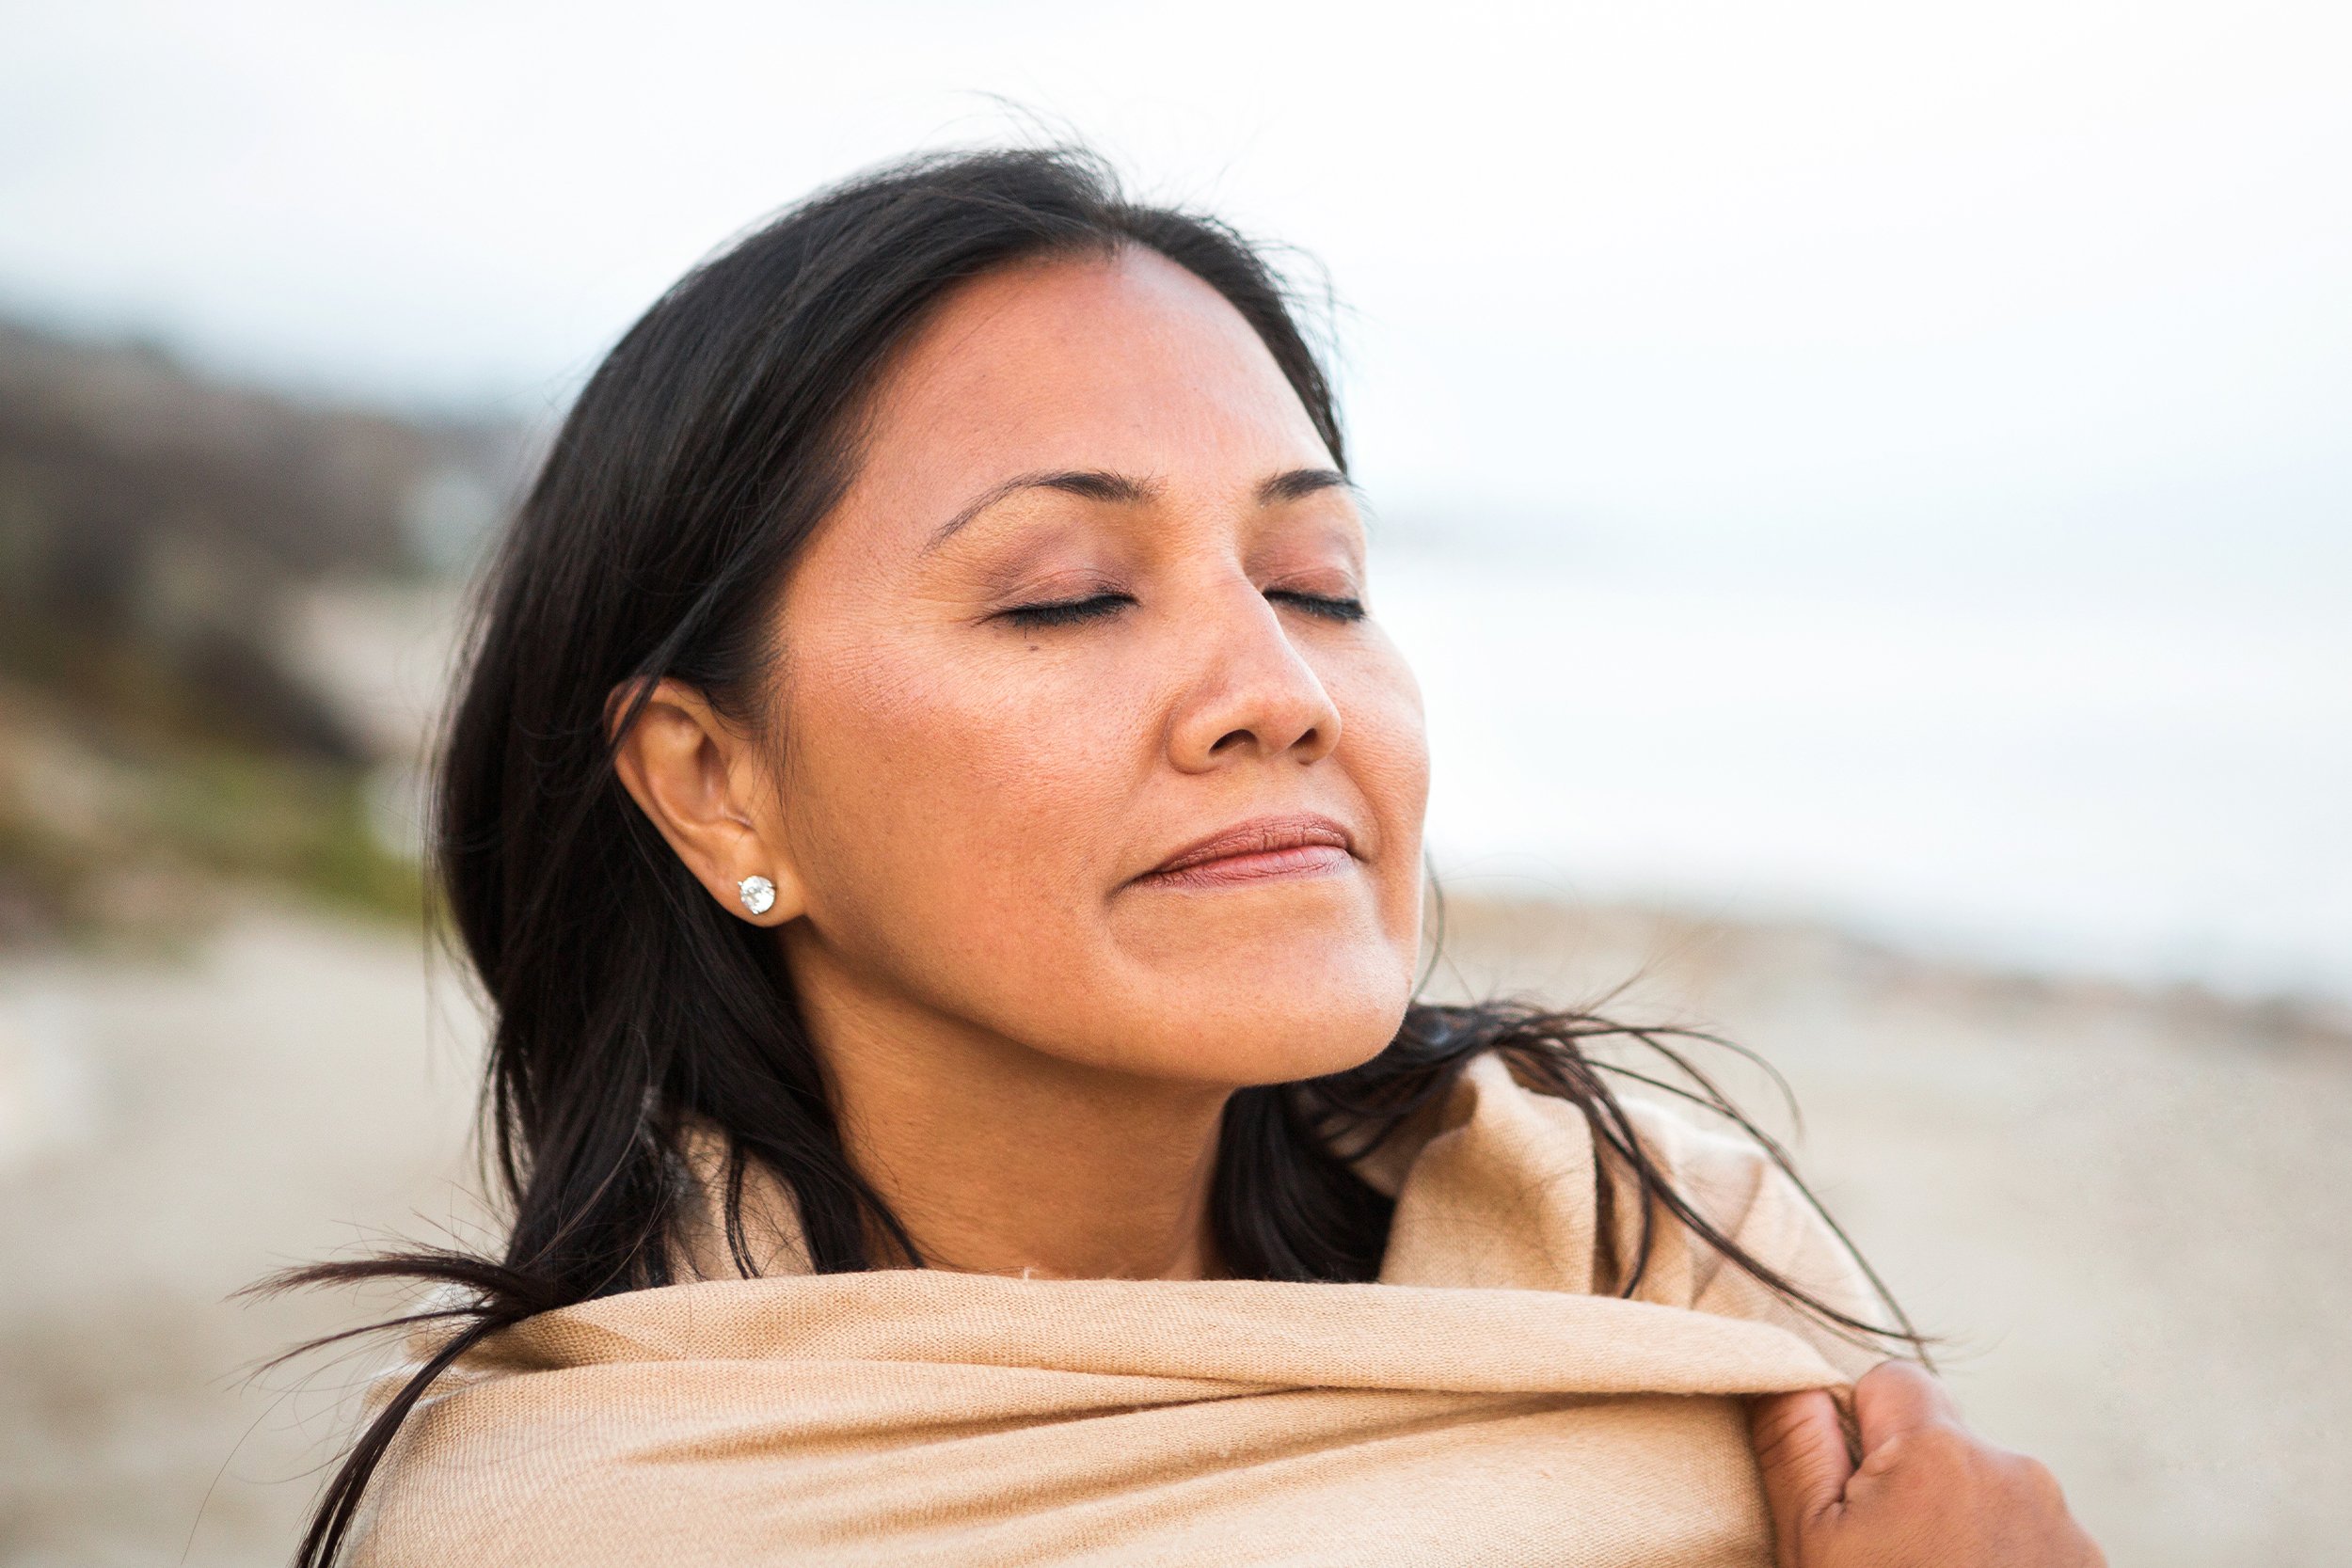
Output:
607,676,805,926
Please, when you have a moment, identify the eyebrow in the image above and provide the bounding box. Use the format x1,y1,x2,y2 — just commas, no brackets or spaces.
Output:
921,467,1358,553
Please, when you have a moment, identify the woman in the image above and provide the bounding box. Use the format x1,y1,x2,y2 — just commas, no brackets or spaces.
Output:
283,145,2103,1566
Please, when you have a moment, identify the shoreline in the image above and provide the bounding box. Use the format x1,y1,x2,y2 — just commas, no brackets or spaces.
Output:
1420,888,2352,1053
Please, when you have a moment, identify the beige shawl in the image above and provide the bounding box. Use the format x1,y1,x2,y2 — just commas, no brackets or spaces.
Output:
348,1054,1892,1566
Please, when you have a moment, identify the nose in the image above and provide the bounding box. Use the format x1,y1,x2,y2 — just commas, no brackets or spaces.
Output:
1165,579,1343,771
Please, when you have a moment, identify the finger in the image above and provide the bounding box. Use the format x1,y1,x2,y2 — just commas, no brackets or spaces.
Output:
1851,1360,1963,1452
1750,1388,1853,1556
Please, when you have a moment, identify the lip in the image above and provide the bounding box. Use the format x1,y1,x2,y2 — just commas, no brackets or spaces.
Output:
1135,813,1357,890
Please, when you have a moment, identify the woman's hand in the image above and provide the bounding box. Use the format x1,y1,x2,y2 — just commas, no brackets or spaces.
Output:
1748,1360,2105,1567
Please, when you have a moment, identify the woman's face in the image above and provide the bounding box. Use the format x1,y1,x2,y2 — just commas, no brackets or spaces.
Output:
762,245,1428,1089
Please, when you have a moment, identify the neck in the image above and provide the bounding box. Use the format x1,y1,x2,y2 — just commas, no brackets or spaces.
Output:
783,941,1232,1281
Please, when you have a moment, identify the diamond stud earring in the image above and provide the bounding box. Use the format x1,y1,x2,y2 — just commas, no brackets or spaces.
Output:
737,875,776,917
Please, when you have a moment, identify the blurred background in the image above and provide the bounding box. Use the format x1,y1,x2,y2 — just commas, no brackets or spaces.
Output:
1,2,2344,1563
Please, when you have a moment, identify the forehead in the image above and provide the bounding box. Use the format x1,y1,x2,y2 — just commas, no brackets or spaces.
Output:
842,247,1335,534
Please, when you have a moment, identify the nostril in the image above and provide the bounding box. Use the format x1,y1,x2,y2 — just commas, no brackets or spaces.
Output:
1213,722,1329,755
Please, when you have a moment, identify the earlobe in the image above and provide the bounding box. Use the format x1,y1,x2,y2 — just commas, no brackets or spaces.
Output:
605,676,806,926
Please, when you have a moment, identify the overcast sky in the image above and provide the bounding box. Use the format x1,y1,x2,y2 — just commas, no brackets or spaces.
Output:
6,0,2345,989
4,0,2346,589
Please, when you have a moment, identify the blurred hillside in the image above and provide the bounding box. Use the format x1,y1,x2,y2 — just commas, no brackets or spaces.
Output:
0,321,521,943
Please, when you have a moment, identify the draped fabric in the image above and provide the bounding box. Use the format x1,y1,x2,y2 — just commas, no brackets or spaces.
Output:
347,1054,1893,1566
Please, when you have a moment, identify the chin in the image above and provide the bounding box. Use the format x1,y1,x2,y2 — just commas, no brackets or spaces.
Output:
1121,896,1422,1085
1130,952,1415,1087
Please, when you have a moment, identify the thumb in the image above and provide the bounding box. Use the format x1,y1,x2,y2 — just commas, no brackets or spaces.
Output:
1750,1389,1853,1561
1851,1359,1964,1455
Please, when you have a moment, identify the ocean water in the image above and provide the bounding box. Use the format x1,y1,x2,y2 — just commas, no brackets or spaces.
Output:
1374,544,2352,1003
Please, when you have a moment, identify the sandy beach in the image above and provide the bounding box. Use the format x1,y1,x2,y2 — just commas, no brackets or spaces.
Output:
2,888,2346,1566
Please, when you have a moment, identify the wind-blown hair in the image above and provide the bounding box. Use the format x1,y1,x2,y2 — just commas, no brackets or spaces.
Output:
266,143,1925,1567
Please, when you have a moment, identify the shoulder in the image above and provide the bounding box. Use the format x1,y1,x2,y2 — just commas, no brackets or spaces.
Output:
665,1113,812,1281
1370,1051,1905,1380
1612,1090,1900,1381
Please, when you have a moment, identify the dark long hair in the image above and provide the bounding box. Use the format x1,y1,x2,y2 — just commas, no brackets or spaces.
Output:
264,143,1926,1567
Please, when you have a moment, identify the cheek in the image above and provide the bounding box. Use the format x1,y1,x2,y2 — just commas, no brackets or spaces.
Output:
1333,644,1432,935
776,632,1148,974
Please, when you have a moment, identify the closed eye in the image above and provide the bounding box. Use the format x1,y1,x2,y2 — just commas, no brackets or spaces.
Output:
998,593,1133,628
1268,590,1366,624
998,588,1366,630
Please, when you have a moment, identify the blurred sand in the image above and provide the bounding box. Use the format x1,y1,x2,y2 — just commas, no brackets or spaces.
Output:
2,889,2346,1566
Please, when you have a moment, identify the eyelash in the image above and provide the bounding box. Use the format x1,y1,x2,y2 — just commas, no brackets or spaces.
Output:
999,590,1366,629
